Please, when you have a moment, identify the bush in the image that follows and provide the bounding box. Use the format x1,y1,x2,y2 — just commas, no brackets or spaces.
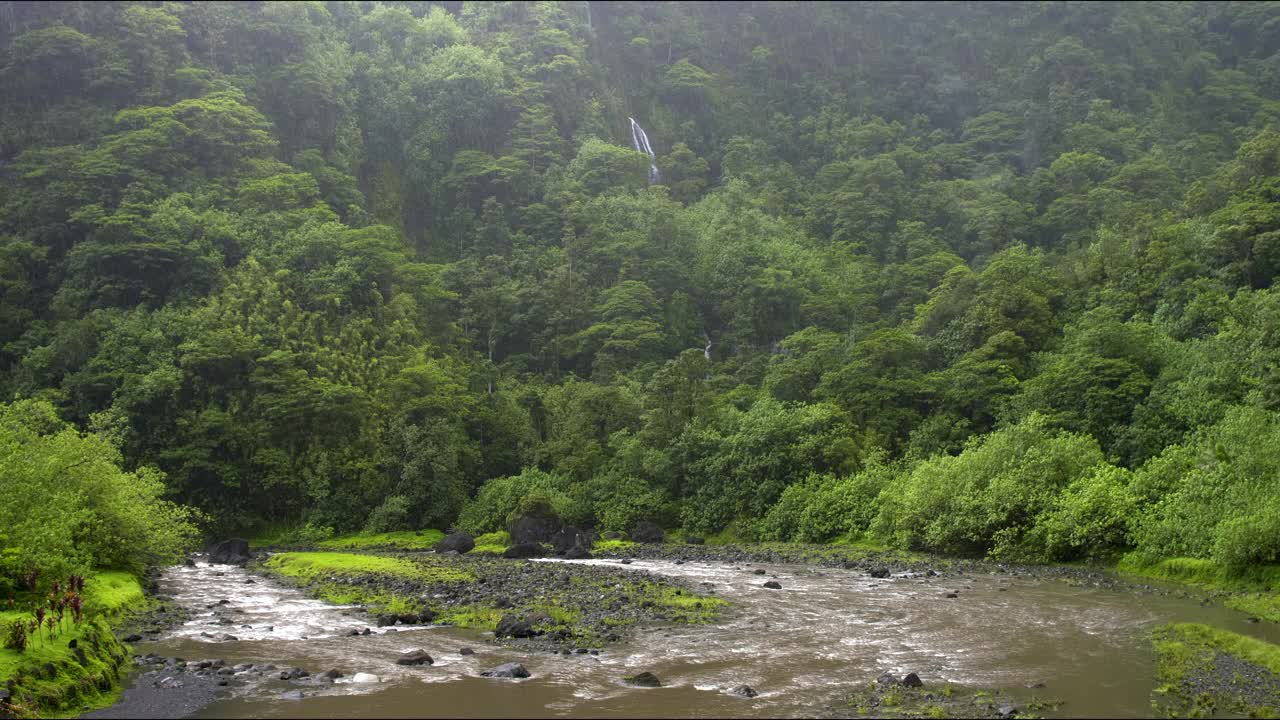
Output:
456,468,579,534
1132,406,1280,571
363,495,413,534
1027,464,1137,561
0,400,200,590
871,414,1104,559
796,459,897,543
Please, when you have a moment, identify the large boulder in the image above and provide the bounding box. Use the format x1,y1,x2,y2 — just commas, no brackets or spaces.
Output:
434,533,475,554
629,521,664,544
502,543,544,559
563,542,591,560
208,539,251,566
550,527,597,555
508,514,562,545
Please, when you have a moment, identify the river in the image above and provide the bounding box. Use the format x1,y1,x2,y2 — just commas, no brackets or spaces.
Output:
99,556,1280,718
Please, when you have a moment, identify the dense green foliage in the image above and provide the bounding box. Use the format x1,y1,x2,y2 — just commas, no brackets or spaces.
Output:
0,400,199,594
2,1,1280,572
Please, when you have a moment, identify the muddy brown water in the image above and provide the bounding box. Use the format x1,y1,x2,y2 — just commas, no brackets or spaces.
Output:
112,557,1280,718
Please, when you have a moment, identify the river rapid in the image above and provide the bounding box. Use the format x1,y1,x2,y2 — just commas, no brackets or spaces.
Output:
95,556,1280,719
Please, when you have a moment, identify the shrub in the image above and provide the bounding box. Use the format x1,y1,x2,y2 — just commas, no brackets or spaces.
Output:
456,468,577,534
363,495,413,534
871,414,1104,559
0,400,200,589
1026,464,1137,561
796,459,897,543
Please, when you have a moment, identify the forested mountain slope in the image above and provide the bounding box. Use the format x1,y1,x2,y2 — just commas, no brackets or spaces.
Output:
2,1,1279,570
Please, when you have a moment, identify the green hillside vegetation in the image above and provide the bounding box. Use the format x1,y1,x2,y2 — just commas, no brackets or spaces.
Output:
2,0,1280,591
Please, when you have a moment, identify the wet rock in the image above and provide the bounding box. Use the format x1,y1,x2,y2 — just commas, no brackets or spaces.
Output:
322,669,343,679
208,538,251,566
212,633,238,642
156,676,184,689
396,649,434,666
123,634,143,642
508,509,562,545
1024,681,1046,689
244,579,256,585
629,521,664,544
502,543,545,559
624,671,662,687
944,592,958,599
551,527,595,555
351,673,380,683
232,663,253,673
869,567,891,579
435,532,476,554
496,614,538,638
729,684,758,697
762,581,782,589
753,569,767,575
459,648,475,656
997,705,1018,719
481,662,530,679
620,559,633,565
902,672,923,688
361,627,373,636
281,690,304,700
183,557,196,567
877,673,898,685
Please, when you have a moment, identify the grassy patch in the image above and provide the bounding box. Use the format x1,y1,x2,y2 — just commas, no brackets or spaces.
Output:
263,552,473,583
592,539,638,553
472,531,510,554
315,529,445,552
1118,555,1280,622
1,572,142,718
436,606,504,631
1152,623,1280,718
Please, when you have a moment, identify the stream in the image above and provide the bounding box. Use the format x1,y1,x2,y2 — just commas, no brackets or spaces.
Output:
98,557,1280,718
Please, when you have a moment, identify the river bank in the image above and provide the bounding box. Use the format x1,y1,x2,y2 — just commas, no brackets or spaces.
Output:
46,537,1280,719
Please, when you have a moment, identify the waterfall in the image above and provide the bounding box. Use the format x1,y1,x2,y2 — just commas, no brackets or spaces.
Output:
629,116,660,184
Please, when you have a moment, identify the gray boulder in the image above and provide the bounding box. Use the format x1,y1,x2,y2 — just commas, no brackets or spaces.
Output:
481,662,530,679
434,533,475,554
208,539,251,566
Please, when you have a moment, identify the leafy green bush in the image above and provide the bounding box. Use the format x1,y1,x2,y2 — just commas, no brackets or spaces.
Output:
797,458,897,543
0,400,200,591
455,468,577,534
871,414,1104,559
363,495,413,534
1132,406,1280,571
1026,464,1137,560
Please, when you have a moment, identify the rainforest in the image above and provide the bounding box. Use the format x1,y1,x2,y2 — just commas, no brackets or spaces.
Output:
2,2,1280,718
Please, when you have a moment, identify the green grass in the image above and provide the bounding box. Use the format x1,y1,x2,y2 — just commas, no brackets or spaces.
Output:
263,551,473,583
315,529,445,552
1,571,142,717
1118,555,1280,622
472,531,510,554
436,606,504,631
592,539,638,553
1153,623,1280,717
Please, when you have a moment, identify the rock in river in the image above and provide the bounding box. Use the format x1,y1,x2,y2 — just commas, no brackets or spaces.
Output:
762,581,782,589
624,671,662,688
902,672,923,688
350,673,380,684
729,684,758,697
481,663,530,679
396,649,434,666
207,538,251,566
495,614,538,638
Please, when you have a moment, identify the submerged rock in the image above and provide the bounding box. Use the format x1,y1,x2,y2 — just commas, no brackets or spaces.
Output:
729,684,758,697
624,671,662,687
481,662,530,679
869,567,891,579
762,581,782,589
